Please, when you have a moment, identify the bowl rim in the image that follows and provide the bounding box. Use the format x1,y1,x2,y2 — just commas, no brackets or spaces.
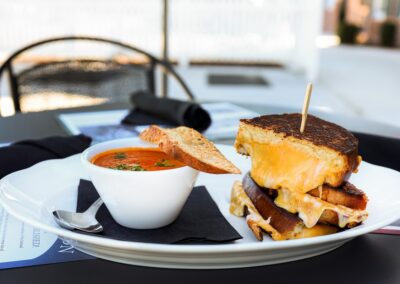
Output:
81,137,194,175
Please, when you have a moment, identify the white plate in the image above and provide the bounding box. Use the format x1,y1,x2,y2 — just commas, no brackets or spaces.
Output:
1,139,400,269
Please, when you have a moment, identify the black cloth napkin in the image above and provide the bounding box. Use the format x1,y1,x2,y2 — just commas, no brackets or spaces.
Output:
353,132,400,172
76,179,242,244
121,109,173,127
122,91,212,132
0,135,92,179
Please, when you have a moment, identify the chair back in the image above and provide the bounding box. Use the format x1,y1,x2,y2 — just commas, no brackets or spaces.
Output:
0,36,194,114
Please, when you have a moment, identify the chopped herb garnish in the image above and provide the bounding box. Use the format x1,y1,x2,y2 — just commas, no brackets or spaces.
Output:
112,164,145,171
114,164,129,170
130,165,146,171
155,159,175,167
114,152,127,160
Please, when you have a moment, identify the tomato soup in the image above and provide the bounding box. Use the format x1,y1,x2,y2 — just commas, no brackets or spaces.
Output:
91,147,185,171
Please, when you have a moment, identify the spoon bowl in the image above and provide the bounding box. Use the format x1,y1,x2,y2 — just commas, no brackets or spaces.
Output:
53,197,104,233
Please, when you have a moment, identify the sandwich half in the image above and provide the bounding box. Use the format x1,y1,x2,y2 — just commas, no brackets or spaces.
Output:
231,113,368,241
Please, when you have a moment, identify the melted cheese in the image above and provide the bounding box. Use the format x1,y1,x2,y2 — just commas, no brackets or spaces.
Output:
230,181,284,240
249,141,330,193
297,224,338,238
230,181,338,240
274,189,368,228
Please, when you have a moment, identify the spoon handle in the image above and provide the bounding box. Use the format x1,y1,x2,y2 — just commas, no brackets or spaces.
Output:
85,197,104,216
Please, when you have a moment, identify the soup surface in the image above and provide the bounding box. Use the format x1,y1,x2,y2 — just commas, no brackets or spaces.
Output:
91,147,186,171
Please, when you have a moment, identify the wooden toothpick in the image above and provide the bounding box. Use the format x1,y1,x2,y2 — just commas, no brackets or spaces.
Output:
300,83,313,133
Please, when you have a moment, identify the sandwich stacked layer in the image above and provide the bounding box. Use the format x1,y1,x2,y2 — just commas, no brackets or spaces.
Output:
231,114,368,241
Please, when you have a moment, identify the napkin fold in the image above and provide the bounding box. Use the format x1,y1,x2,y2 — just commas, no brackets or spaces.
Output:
0,135,91,179
76,179,242,244
122,91,212,132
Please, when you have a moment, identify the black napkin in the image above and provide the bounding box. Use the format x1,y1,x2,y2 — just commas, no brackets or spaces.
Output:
122,91,212,132
76,179,242,244
353,132,400,172
121,109,173,126
0,135,92,179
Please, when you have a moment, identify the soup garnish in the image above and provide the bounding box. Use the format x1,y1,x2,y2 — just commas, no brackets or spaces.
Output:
154,159,175,167
91,147,185,171
114,152,127,160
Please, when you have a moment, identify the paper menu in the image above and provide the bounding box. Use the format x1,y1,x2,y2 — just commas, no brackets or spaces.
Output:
0,205,93,269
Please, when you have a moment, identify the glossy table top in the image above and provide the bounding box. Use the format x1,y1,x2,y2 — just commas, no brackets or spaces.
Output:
0,102,399,284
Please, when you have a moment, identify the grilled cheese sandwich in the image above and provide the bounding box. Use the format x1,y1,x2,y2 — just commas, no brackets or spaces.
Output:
231,113,368,241
230,176,339,241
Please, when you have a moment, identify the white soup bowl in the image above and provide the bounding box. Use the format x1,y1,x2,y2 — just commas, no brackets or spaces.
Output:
81,138,199,229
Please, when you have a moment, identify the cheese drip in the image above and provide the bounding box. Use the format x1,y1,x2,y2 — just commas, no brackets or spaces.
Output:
230,181,285,240
274,189,368,228
230,181,338,240
248,142,330,193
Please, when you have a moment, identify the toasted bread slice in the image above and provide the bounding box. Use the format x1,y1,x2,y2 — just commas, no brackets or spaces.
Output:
242,173,367,229
308,182,368,210
235,114,361,193
140,125,241,174
230,178,338,241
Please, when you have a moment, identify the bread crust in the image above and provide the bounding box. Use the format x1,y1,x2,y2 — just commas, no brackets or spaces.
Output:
239,114,360,175
244,173,367,229
232,175,338,240
140,125,241,174
235,115,362,189
242,173,303,235
308,182,368,210
241,114,358,154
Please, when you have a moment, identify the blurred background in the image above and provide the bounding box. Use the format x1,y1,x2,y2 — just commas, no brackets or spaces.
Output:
0,0,399,127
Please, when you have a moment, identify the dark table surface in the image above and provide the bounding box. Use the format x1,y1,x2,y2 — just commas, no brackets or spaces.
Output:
1,103,400,284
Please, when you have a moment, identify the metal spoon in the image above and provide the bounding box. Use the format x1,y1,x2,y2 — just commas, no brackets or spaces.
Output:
53,198,104,233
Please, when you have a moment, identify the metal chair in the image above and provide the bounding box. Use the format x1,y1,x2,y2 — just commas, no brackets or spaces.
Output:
0,36,194,114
